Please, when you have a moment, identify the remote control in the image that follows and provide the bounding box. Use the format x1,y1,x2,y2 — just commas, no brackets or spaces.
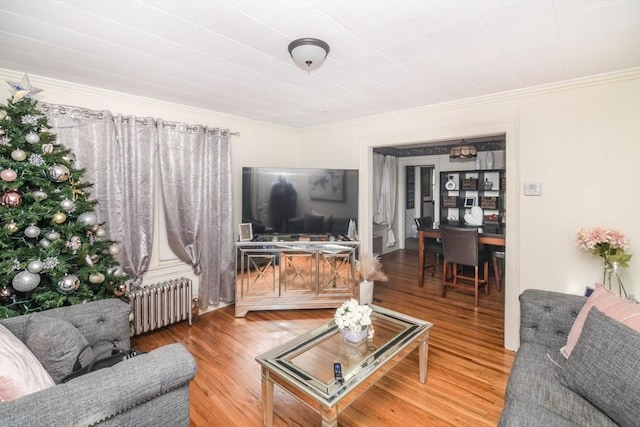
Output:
333,362,343,384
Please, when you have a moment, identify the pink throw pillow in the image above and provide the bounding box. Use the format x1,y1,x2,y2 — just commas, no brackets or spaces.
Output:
561,283,640,358
0,324,55,401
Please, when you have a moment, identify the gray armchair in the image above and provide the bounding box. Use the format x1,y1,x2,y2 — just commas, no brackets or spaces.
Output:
0,298,196,426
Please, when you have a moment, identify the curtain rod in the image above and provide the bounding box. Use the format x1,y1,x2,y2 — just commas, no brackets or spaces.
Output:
41,104,240,136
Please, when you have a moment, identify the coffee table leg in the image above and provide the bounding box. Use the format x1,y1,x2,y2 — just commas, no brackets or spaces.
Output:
419,334,429,384
321,405,338,427
262,368,274,427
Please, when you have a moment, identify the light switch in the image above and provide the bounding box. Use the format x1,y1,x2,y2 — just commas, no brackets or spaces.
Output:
524,182,542,196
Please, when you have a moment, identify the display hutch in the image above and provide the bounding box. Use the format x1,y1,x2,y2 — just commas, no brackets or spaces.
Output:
439,169,506,227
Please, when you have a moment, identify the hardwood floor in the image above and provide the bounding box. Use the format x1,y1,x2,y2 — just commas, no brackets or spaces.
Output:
133,249,515,426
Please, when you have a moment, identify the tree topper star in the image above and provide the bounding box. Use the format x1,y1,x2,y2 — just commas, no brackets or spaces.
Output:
6,74,43,102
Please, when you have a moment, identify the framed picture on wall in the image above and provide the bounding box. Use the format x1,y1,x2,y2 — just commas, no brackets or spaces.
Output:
239,223,253,241
464,197,477,208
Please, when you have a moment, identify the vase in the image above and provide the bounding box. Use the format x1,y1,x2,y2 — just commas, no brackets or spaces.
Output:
602,258,628,298
340,328,368,344
485,151,494,169
359,280,374,305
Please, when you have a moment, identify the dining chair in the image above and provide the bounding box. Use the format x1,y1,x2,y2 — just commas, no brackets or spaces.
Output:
414,216,443,279
439,225,490,306
492,250,505,292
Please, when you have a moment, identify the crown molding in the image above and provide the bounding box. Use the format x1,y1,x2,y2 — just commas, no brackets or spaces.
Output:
0,68,299,135
302,67,640,132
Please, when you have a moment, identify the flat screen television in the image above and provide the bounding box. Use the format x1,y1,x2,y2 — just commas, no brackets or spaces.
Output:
242,167,358,236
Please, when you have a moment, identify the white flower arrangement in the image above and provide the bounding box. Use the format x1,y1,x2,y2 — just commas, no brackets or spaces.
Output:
334,298,372,331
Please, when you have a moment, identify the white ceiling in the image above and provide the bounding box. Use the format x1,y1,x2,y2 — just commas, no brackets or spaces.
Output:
1,0,639,128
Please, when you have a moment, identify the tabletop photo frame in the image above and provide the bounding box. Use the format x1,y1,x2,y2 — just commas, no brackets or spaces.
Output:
239,223,253,241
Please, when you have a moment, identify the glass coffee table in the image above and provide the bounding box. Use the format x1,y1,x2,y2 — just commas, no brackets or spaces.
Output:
255,305,433,426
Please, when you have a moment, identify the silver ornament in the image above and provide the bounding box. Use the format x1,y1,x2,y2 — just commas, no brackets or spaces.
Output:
32,190,48,202
11,149,27,161
57,274,80,294
108,244,121,255
24,225,41,238
48,164,70,182
25,132,40,144
39,238,51,248
77,211,98,226
12,270,41,292
0,286,12,300
60,199,75,211
45,231,61,241
27,260,44,273
95,227,106,238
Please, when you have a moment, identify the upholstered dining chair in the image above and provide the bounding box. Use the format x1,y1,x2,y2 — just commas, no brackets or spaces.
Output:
439,225,490,306
414,216,443,279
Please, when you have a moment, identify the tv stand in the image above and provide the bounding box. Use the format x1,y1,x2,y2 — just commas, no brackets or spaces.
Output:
234,240,359,317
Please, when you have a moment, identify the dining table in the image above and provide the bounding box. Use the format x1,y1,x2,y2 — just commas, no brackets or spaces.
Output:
417,226,506,287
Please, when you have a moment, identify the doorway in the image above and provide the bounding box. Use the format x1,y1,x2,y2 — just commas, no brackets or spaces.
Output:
405,165,435,251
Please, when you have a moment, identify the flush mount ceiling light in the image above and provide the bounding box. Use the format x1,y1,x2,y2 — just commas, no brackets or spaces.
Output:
449,141,477,159
287,38,330,72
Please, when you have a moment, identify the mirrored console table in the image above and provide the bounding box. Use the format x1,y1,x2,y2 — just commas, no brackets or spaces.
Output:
235,239,359,317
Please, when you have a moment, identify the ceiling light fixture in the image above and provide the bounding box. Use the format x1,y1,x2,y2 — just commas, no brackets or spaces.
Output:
449,141,477,159
287,38,330,72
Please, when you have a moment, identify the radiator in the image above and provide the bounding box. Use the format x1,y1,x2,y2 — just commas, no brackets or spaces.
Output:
128,278,193,336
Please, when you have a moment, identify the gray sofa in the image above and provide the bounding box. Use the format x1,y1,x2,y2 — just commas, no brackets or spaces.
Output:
499,289,639,426
0,298,197,426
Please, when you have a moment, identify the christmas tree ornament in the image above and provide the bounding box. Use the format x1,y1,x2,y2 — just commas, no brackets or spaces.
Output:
24,225,41,238
45,231,61,240
108,244,121,255
77,211,98,226
0,286,12,300
4,221,18,233
27,260,44,273
25,132,40,144
7,74,43,102
2,190,23,207
57,274,80,294
85,254,99,266
95,227,106,238
32,189,48,201
28,153,45,166
62,152,76,164
113,282,127,297
1,168,17,182
66,236,82,252
52,212,67,224
88,272,105,284
41,143,54,154
12,270,41,292
11,149,27,161
60,198,75,211
39,239,51,248
48,164,70,182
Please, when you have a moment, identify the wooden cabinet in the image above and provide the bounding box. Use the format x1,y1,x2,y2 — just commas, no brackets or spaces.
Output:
235,240,359,317
439,169,505,227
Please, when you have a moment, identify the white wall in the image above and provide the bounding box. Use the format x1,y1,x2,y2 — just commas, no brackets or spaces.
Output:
0,68,299,309
299,69,640,350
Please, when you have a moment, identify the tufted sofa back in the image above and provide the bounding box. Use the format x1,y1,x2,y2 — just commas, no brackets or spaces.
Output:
519,289,587,350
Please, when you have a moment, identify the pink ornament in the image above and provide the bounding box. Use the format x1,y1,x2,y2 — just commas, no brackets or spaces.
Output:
1,169,17,182
2,190,22,207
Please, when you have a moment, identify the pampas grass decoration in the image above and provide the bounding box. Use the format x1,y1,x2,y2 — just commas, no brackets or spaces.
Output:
355,252,388,282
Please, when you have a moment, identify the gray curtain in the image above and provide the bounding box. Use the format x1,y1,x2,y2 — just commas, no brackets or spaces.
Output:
157,120,234,307
42,105,156,282
112,115,157,281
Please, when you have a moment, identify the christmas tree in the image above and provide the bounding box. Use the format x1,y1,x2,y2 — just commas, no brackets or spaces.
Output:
0,75,128,318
